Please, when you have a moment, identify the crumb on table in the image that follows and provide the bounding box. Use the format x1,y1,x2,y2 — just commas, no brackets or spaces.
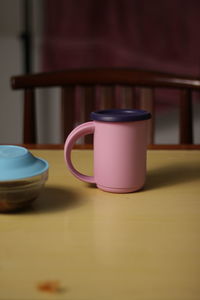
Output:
37,280,62,293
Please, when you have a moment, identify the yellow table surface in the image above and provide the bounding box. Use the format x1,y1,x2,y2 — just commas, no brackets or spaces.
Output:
0,149,200,300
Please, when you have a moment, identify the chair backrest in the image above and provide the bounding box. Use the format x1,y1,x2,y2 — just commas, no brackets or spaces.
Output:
11,68,200,145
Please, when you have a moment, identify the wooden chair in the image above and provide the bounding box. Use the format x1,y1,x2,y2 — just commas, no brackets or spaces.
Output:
11,68,200,145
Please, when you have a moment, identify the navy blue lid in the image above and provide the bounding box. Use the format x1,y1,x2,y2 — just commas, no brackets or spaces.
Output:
90,109,151,122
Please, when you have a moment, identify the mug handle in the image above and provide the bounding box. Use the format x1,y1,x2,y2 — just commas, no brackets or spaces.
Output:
64,121,95,183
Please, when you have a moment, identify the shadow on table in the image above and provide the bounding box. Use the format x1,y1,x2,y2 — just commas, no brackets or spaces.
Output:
145,162,200,190
34,186,84,213
8,186,84,215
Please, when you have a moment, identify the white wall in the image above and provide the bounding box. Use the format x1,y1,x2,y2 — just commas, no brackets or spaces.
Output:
0,0,61,144
0,0,23,143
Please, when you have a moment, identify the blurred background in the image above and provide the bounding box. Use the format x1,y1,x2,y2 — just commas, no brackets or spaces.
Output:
0,0,199,144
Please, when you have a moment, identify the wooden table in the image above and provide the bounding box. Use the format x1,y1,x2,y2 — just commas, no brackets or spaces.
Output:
0,148,200,299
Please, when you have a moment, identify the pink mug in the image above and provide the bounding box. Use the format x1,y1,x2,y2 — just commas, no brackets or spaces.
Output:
64,109,151,193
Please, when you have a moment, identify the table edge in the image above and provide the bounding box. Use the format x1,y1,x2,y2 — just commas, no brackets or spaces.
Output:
5,144,200,150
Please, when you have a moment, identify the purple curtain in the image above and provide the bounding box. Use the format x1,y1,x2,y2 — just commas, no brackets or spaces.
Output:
41,0,200,117
42,0,200,75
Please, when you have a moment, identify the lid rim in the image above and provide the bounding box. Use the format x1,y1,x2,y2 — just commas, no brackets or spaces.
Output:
90,109,151,122
0,169,48,182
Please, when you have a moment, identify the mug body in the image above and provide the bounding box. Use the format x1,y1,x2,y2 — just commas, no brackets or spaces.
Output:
64,109,151,193
94,120,148,193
